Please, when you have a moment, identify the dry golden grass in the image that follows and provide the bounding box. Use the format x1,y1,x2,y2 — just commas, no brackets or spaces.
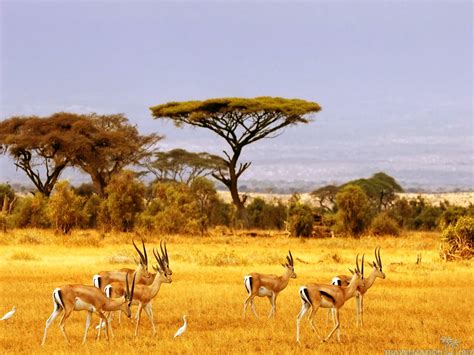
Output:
0,229,473,354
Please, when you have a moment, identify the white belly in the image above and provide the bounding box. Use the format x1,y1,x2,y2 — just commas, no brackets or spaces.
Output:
257,287,273,297
320,298,335,309
74,297,96,311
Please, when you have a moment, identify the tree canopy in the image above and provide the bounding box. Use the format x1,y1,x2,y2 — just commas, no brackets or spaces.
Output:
0,112,161,196
150,97,321,223
142,148,225,184
0,113,84,196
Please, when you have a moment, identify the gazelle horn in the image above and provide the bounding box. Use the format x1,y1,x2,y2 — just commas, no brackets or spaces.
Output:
377,247,382,268
133,239,146,266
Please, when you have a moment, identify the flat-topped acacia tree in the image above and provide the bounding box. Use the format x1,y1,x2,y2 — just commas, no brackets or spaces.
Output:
150,97,321,224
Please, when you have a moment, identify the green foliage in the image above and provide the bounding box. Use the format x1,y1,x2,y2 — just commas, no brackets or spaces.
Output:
81,194,102,229
144,149,225,184
335,185,372,236
310,185,339,212
438,204,473,229
190,177,220,234
342,172,403,210
0,183,15,204
138,181,200,234
102,171,145,231
441,216,474,260
47,181,85,234
247,197,286,230
150,97,321,122
287,196,314,237
370,212,400,236
10,193,50,228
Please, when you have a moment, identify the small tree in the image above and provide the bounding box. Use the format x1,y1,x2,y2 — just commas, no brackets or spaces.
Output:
103,171,145,232
143,149,225,184
190,177,219,235
335,185,372,236
440,216,474,261
139,181,200,234
47,181,85,234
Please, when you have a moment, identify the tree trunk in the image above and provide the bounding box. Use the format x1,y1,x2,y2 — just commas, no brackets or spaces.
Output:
228,158,248,228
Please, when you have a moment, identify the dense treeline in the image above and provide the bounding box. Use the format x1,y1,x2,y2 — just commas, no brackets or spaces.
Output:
1,172,472,238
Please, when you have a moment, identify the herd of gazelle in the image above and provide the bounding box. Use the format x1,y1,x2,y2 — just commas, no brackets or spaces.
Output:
243,247,385,343
42,240,172,345
41,240,384,345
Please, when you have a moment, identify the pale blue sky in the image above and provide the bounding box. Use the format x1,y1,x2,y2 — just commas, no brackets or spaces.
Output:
0,1,472,190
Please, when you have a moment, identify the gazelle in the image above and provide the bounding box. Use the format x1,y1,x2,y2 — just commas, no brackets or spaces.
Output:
330,247,385,326
41,273,135,345
296,255,365,343
243,250,296,319
102,247,172,336
93,239,153,290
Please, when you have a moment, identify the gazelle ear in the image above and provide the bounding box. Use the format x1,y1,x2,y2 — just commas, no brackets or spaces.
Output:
348,268,354,275
282,263,287,268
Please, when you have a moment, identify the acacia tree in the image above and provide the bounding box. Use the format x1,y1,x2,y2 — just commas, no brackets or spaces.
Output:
142,148,226,184
70,114,161,196
150,97,321,223
0,113,83,196
0,112,161,197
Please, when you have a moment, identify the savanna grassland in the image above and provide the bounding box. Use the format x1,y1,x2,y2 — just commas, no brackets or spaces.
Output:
0,230,473,354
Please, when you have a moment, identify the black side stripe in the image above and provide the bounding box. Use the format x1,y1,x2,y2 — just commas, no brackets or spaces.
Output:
302,287,312,305
320,290,336,304
57,289,64,308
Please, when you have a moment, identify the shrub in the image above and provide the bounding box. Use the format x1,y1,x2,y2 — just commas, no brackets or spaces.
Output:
103,171,145,232
10,193,50,228
370,212,400,236
138,181,200,234
440,216,474,261
47,181,85,234
287,202,314,237
335,185,372,236
247,197,286,230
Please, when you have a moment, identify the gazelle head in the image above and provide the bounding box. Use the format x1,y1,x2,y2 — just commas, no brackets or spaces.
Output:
282,250,296,278
348,254,365,288
153,247,172,284
369,246,385,279
120,272,136,318
159,240,173,275
133,239,154,283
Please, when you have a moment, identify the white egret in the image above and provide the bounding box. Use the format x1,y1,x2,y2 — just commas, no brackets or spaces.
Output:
1,306,16,321
173,315,187,338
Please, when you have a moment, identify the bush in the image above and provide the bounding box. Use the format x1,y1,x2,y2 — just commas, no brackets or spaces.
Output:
138,181,200,234
440,216,474,261
103,171,145,232
10,193,50,228
247,197,286,230
335,185,372,236
370,212,400,236
287,202,314,237
48,181,85,234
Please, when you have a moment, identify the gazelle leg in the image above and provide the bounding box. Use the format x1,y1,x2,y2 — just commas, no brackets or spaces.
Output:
134,303,143,337
97,311,109,341
41,307,62,346
82,311,92,344
143,303,156,335
58,307,73,344
250,298,258,318
360,294,364,326
323,308,340,343
296,302,311,343
308,308,320,339
243,294,253,319
355,293,360,326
